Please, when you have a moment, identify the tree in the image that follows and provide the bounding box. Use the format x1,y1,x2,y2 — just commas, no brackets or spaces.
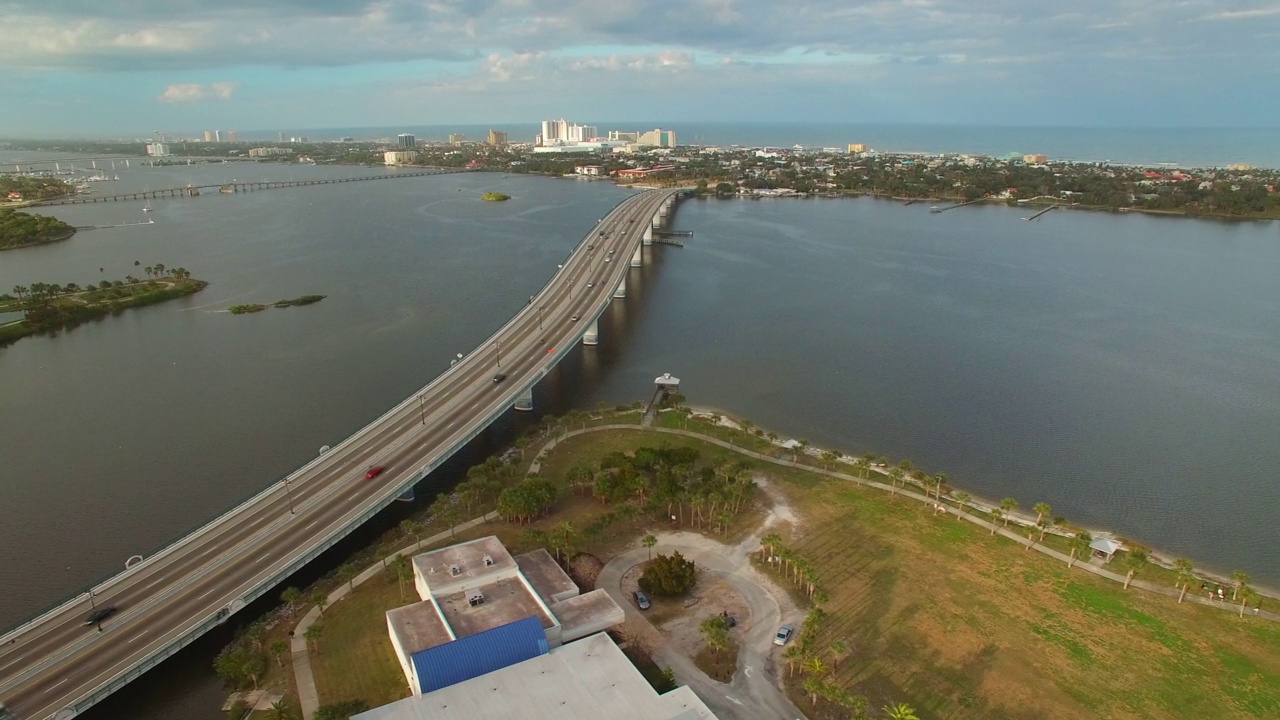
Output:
1174,558,1195,603
642,533,658,560
828,639,850,669
1122,550,1148,590
388,553,413,601
1231,570,1251,601
883,703,921,720
953,491,971,519
782,645,803,676
267,698,296,720
933,473,948,499
821,450,838,470
337,561,359,590
304,622,324,654
548,520,578,563
269,639,289,668
999,497,1018,526
1037,516,1054,541
1033,502,1052,525
1239,587,1259,619
888,467,904,495
400,518,422,547
803,676,824,705
803,656,827,677
311,590,329,617
698,615,730,656
989,508,1003,534
214,646,266,690
280,586,303,612
1068,530,1092,569
639,551,697,596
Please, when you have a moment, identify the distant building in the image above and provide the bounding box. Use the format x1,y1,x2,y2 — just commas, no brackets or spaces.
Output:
608,130,639,143
227,131,238,143
203,130,213,142
248,147,289,158
574,165,604,176
540,119,569,145
145,142,170,157
214,130,223,143
1022,154,1047,164
398,133,416,149
384,150,418,165
847,143,867,154
383,535,623,695
278,132,285,142
448,133,466,145
487,129,509,146
636,128,677,148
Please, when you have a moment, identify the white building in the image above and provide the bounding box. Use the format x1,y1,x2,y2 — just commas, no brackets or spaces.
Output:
384,150,418,165
145,142,170,157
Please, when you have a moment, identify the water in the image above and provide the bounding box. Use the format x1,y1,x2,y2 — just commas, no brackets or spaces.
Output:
2,163,1279,717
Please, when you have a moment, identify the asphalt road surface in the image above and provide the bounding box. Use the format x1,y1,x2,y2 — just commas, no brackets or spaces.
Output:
0,188,680,720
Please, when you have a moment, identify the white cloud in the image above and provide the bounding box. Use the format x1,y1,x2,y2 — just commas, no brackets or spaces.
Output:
159,81,237,102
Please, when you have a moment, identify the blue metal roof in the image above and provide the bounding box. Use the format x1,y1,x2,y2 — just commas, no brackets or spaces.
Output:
411,615,549,694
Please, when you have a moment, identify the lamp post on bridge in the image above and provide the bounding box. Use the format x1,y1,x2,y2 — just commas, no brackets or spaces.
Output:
283,477,295,514
418,393,426,426
538,305,545,330
494,341,502,368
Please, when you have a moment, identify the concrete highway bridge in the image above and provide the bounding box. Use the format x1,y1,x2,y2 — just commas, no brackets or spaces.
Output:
0,188,685,719
32,167,469,206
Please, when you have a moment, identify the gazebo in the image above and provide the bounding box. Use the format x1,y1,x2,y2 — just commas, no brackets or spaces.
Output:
1089,537,1123,563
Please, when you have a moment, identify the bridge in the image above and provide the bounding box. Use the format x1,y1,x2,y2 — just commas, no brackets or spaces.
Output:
0,188,685,719
32,167,469,206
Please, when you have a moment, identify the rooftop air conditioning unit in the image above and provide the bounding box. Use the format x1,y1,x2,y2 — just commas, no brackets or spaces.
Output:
449,564,462,577
468,591,485,607
483,554,494,567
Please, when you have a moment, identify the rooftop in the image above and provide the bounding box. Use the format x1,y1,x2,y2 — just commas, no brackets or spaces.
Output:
354,632,719,720
386,600,453,655
437,577,554,639
414,535,514,595
515,549,578,604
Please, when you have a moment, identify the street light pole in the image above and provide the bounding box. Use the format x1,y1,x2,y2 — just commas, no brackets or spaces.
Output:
418,394,426,425
538,305,544,330
283,477,295,514
494,342,502,368
88,589,96,609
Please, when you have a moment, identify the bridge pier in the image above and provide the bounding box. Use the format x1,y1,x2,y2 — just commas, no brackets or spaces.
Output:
582,319,599,345
613,277,627,298
643,226,653,246
651,212,662,230
630,244,643,267
513,387,534,412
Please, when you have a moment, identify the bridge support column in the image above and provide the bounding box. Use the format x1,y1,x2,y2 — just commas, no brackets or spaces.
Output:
613,277,627,298
582,319,599,345
630,244,643,267
513,387,534,412
651,212,662,229
643,226,653,246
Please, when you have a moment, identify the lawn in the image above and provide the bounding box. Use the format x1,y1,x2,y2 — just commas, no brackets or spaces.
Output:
774,473,1280,720
309,572,415,709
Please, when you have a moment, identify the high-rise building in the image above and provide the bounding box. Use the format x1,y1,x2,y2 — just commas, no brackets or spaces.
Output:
567,124,598,143
635,128,676,148
278,132,285,143
608,130,639,143
539,119,571,145
227,131,238,143
448,133,466,145
204,130,213,142
145,142,170,157
847,143,867,154
487,129,508,147
214,130,223,143
398,133,416,149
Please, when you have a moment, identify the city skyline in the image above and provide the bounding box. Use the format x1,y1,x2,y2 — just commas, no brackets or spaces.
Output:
1,1,1279,137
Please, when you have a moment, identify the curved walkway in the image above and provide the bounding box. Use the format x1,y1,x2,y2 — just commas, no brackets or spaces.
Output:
536,424,1280,623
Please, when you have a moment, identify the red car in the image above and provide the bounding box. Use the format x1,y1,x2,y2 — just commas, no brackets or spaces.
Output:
365,466,385,479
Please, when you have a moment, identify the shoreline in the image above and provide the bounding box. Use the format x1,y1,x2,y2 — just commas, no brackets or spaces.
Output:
0,226,76,252
682,403,1280,600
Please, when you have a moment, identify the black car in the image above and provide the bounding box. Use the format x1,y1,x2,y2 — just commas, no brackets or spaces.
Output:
492,373,507,384
84,606,118,626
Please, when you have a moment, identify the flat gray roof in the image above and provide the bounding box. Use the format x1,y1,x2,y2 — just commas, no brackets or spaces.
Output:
415,536,515,594
387,600,453,654
353,632,719,720
515,548,579,604
437,577,553,638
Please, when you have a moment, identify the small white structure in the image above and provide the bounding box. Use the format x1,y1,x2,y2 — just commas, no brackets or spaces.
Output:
1089,537,1123,563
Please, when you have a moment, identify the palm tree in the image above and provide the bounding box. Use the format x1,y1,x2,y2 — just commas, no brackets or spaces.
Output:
828,639,850,669
782,645,803,676
1174,558,1195,603
888,467,904,495
388,553,413,600
1122,550,1148,590
989,508,1003,534
269,639,289,668
1239,588,1259,619
280,586,303,613
953,491,970,519
1231,571,1251,601
821,450,838,470
1037,516,1054,541
312,591,328,617
797,439,811,462
1033,502,1052,525
803,656,827,677
642,534,658,560
883,703,921,720
933,473,948,500
1068,530,1092,569
999,497,1018,526
767,430,778,444
337,561,359,590
303,622,323,654
802,676,824,705
267,698,295,720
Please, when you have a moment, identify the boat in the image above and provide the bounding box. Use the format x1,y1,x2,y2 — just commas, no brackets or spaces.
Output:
143,200,152,212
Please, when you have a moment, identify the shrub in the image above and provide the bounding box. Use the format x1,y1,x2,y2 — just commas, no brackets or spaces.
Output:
639,551,697,596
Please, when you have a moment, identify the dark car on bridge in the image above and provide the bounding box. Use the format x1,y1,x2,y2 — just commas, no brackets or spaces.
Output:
84,606,118,626
492,373,507,384
365,466,385,479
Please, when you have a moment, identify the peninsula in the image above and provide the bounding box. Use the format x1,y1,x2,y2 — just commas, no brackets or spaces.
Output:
0,267,205,347
0,208,76,251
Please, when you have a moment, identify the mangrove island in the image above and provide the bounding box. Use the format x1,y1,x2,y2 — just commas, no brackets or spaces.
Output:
482,192,511,202
229,295,325,315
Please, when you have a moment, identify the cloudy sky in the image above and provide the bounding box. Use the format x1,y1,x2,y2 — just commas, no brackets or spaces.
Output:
1,0,1278,137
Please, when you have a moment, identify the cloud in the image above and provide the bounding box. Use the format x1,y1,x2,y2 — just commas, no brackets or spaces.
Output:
159,81,236,102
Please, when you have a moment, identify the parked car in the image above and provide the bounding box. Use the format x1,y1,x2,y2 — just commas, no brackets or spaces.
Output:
84,606,118,626
633,591,651,610
774,624,794,646
365,465,385,479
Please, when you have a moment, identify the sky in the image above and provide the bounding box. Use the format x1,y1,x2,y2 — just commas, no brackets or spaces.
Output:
1,0,1278,138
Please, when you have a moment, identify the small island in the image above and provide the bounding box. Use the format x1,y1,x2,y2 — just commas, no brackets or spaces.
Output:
228,295,325,315
481,192,511,202
0,208,76,251
0,266,205,347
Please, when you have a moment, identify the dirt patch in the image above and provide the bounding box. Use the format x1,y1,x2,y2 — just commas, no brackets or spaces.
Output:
655,575,751,661
694,639,741,683
567,553,603,590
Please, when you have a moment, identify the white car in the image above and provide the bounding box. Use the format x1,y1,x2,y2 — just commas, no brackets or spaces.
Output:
587,282,595,288
570,314,579,322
